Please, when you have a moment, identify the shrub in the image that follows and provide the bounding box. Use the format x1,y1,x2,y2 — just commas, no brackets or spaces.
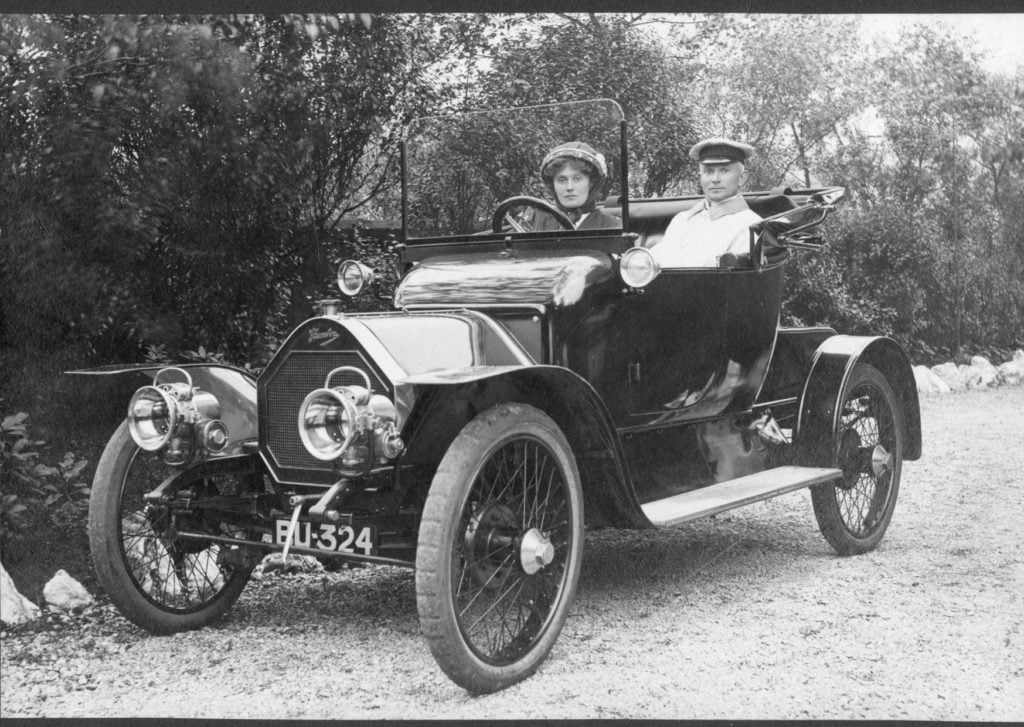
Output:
1,406,91,557
1,410,43,547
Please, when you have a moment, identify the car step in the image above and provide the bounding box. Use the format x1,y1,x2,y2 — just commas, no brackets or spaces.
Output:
641,465,843,527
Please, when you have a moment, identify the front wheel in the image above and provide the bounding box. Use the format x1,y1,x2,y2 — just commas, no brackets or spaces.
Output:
811,363,904,555
415,403,584,694
88,422,256,633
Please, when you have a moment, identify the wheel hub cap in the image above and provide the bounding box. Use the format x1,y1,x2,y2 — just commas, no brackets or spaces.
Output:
519,528,554,575
871,444,893,476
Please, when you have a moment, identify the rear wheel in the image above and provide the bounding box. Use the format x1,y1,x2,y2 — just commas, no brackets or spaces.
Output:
416,403,584,694
811,364,904,555
88,422,256,633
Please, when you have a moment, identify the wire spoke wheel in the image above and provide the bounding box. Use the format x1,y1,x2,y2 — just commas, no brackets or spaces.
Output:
119,452,248,611
455,438,571,663
89,422,256,632
416,403,583,694
812,364,904,555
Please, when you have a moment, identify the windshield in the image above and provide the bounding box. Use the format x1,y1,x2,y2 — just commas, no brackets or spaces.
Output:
404,99,624,239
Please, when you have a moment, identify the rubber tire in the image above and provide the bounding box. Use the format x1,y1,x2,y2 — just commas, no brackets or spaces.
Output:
811,364,904,556
415,403,584,694
88,421,252,633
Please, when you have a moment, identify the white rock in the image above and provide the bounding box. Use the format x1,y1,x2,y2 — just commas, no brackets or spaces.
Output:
122,511,183,599
929,367,950,393
931,362,964,390
963,356,998,389
955,363,974,388
998,357,1024,387
182,550,225,598
1,562,40,625
913,365,951,394
42,569,94,611
912,365,930,392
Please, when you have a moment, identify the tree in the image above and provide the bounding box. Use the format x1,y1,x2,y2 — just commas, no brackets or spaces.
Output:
693,15,1022,359
475,13,729,197
0,14,495,380
974,74,1024,252
697,14,870,190
867,22,1021,357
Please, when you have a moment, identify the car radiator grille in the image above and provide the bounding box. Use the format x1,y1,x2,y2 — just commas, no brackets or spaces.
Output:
263,350,392,473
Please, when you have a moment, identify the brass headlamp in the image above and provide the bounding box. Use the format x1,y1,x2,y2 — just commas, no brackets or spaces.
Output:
127,367,228,464
297,366,404,473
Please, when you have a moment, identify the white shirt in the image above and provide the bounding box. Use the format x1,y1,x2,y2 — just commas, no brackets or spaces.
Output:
651,195,761,268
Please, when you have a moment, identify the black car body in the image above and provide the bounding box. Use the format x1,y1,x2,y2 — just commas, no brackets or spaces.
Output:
75,100,921,693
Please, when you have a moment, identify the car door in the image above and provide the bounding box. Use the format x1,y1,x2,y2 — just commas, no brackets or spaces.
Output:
625,269,728,425
719,263,785,413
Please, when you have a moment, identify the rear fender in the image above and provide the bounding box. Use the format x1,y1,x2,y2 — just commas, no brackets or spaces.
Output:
795,336,922,463
67,364,258,457
399,365,651,529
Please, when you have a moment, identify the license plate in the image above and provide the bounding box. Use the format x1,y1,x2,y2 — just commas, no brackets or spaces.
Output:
274,519,377,557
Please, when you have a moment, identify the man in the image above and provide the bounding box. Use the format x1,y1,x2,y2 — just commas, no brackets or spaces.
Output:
650,138,760,267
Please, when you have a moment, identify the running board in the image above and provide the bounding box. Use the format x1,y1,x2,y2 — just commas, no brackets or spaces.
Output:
641,465,843,528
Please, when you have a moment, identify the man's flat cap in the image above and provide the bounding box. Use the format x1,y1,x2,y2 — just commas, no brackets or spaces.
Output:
689,137,755,164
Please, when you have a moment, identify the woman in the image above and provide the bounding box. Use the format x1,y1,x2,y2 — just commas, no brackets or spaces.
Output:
534,141,620,231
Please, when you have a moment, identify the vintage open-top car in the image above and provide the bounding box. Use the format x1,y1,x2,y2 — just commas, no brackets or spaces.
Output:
74,99,921,694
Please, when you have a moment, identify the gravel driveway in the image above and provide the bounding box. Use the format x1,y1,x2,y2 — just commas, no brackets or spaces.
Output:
2,387,1022,720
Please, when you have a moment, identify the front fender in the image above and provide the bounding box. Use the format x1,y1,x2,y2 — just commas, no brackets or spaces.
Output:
399,365,651,529
795,335,922,462
67,364,258,457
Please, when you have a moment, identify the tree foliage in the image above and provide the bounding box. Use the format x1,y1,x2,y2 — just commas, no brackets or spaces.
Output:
2,11,1022,416
704,16,1024,362
842,22,1023,359
700,15,870,190
475,13,730,197
0,13,493,378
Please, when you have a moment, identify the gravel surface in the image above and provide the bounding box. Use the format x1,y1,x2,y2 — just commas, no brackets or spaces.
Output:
2,387,1022,720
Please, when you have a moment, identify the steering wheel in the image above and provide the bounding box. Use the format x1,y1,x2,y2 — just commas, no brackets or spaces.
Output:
491,196,574,233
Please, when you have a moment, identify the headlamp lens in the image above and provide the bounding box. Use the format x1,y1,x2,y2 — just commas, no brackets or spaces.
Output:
338,261,374,297
619,247,660,288
298,388,357,461
127,386,178,451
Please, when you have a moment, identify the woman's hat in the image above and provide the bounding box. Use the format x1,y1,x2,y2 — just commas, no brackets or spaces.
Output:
541,141,608,179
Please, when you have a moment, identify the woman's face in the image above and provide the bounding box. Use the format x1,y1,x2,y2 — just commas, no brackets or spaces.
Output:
551,161,592,210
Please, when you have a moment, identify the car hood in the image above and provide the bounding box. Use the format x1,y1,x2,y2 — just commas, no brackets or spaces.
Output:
394,251,613,308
